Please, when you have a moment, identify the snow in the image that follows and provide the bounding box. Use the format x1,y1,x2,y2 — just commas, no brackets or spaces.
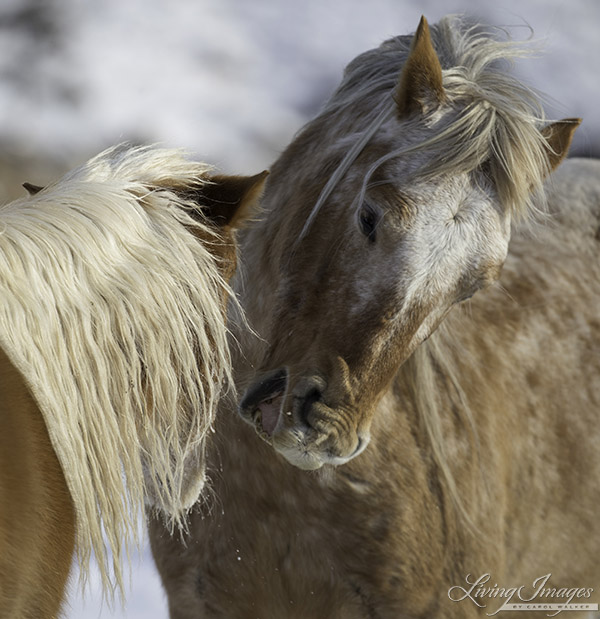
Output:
66,546,166,619
1,0,598,176
0,1,597,617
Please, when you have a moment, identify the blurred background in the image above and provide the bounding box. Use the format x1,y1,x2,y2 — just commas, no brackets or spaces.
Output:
0,0,597,617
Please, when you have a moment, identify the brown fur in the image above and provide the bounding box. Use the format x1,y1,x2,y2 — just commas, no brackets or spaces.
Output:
149,15,600,619
541,118,581,171
150,159,600,619
0,348,75,619
193,170,269,284
195,171,269,229
394,16,445,115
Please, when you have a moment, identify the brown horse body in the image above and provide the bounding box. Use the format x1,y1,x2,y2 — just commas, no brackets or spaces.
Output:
0,146,265,618
150,16,600,619
0,348,75,619
151,159,600,618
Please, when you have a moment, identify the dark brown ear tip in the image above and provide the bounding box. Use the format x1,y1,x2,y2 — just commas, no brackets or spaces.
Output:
395,15,444,117
415,16,430,37
244,171,269,206
23,182,44,196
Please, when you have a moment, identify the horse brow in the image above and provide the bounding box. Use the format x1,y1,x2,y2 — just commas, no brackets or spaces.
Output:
365,180,412,214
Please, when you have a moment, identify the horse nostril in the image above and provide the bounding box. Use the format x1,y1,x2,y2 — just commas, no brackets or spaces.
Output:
293,375,326,428
298,388,321,426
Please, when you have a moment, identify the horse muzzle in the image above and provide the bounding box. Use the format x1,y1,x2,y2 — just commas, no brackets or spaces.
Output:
239,368,369,470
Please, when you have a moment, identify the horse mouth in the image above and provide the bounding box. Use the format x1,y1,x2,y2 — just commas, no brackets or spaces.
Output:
252,392,284,442
239,369,288,443
239,368,369,470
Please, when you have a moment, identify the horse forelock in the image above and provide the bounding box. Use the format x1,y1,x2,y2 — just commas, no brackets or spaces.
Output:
0,145,232,598
293,15,553,243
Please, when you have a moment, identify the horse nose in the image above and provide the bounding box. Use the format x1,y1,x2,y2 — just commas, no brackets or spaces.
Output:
292,375,327,428
239,368,288,419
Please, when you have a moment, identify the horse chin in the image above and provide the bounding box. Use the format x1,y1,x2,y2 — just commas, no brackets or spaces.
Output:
270,427,370,470
267,420,326,469
273,438,325,471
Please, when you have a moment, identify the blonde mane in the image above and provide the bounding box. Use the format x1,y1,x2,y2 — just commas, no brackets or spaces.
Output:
299,15,554,240
0,145,231,596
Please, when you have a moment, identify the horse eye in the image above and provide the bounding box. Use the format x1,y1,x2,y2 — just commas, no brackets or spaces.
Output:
359,204,379,242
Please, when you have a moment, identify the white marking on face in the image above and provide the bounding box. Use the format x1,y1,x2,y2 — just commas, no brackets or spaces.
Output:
354,174,509,318
339,172,511,367
402,177,499,303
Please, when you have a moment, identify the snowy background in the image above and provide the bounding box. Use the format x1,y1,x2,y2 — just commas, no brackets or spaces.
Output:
0,0,598,617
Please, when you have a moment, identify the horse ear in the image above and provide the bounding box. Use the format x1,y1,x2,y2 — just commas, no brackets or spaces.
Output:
541,118,581,174
198,170,269,230
394,16,445,117
23,182,44,196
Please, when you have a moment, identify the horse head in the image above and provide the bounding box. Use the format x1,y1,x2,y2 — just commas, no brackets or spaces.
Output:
238,17,579,470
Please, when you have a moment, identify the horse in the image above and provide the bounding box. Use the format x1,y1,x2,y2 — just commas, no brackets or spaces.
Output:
149,15,599,619
0,144,267,619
